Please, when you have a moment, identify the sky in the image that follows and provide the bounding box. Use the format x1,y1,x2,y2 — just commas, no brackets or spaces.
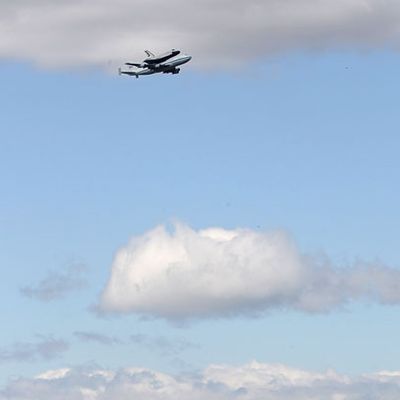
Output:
1,1,400,399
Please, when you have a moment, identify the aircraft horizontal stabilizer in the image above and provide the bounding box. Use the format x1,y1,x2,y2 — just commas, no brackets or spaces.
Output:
125,62,143,67
119,68,138,78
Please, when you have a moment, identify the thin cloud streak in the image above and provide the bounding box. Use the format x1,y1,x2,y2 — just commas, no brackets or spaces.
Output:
0,337,69,364
74,331,122,346
20,264,88,302
130,334,199,356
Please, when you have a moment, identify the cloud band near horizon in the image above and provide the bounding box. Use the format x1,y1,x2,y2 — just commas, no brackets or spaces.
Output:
2,362,400,400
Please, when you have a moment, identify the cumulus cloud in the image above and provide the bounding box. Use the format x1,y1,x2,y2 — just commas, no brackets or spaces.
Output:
0,337,69,363
21,264,88,302
2,362,400,400
1,0,400,70
98,223,400,320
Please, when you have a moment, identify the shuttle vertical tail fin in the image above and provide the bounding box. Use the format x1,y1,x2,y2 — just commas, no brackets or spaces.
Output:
144,50,155,57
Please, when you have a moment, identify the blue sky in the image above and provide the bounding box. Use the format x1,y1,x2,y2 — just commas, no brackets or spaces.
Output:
1,3,400,397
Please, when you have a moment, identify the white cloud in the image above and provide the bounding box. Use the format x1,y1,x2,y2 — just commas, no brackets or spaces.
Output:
2,362,400,400
1,0,400,70
35,368,71,381
98,222,400,320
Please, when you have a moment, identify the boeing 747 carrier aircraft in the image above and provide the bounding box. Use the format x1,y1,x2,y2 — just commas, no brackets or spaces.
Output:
119,49,192,78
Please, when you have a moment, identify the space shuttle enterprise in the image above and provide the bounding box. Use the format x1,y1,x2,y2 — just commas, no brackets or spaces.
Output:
119,49,192,78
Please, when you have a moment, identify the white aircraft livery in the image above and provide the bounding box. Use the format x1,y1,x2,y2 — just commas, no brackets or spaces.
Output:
119,49,192,78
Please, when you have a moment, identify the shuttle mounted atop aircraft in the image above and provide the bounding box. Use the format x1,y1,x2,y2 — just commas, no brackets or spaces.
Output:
119,49,192,78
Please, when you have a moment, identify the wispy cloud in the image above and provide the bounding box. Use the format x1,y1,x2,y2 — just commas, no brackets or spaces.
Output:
0,337,69,364
2,362,400,399
130,334,198,356
74,330,197,356
21,264,88,302
1,0,400,69
99,222,400,321
74,331,122,346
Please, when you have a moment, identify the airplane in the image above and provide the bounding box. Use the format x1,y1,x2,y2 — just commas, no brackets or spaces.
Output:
118,49,192,78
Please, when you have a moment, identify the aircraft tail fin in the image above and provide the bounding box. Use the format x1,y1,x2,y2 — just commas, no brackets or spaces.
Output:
144,50,155,58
